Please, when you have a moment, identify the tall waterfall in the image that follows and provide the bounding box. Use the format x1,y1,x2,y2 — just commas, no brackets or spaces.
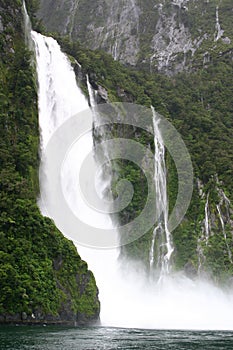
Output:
31,29,233,331
150,107,174,276
31,30,121,324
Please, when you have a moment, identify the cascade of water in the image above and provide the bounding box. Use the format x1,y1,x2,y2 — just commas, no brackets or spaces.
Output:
22,1,33,48
214,5,224,42
31,31,88,149
30,28,233,331
216,204,232,263
149,107,174,276
86,75,96,108
113,40,119,61
32,31,120,323
197,193,210,273
204,193,210,242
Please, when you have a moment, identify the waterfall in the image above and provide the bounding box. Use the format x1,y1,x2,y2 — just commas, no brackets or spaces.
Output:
216,204,232,263
86,75,96,108
31,30,121,324
31,30,107,228
31,31,88,149
216,187,233,264
197,193,210,272
30,26,233,331
214,6,224,42
149,107,174,277
204,193,210,242
22,1,33,48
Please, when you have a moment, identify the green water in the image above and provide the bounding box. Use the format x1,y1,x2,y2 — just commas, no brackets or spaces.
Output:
0,326,233,349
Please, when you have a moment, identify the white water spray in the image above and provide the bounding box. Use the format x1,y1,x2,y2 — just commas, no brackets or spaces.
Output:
31,29,233,331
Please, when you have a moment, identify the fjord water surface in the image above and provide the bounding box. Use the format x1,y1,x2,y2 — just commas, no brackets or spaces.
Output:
1,326,233,350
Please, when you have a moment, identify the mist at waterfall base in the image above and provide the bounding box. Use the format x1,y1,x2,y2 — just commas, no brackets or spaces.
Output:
31,30,233,331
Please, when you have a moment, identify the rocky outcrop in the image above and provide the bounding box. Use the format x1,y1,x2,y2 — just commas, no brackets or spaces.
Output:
0,248,100,326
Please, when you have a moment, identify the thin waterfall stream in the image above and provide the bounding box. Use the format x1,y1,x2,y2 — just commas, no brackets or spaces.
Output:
150,107,174,277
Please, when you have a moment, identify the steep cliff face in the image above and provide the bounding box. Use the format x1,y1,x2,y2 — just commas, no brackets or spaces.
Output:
37,0,233,74
38,0,140,66
0,0,100,325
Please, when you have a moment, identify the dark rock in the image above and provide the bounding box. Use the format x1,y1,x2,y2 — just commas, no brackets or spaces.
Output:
76,311,100,326
97,85,108,103
21,312,27,320
4,314,21,322
0,16,3,32
53,255,63,270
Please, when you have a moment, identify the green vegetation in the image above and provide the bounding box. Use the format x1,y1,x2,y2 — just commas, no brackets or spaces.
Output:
0,0,99,323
